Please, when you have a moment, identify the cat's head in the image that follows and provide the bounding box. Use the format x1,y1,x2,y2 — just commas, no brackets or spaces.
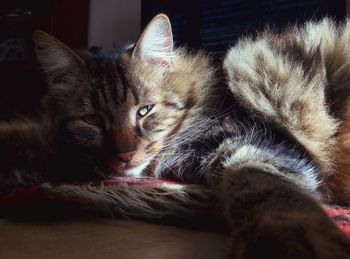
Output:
34,14,215,178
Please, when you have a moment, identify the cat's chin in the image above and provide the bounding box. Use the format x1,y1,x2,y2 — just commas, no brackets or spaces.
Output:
110,161,150,178
124,162,150,177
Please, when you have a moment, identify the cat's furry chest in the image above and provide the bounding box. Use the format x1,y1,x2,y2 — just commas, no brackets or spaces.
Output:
151,97,309,184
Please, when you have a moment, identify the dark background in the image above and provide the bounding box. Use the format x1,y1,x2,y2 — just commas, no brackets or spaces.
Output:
0,0,89,120
142,0,346,56
0,0,347,120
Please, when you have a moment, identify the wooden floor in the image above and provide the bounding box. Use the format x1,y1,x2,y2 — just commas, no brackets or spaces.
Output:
0,217,229,259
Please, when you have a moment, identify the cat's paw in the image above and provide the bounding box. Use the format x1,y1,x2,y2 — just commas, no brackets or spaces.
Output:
229,216,350,259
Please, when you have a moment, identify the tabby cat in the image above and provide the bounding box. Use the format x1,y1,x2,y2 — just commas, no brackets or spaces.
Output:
2,14,350,258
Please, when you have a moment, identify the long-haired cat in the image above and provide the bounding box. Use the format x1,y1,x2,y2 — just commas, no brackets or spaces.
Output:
2,14,350,258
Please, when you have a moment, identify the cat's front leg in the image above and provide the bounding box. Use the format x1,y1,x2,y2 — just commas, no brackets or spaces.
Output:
0,120,49,192
223,167,350,259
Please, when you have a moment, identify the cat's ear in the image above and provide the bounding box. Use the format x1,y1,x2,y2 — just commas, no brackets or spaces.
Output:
33,30,84,71
133,14,173,67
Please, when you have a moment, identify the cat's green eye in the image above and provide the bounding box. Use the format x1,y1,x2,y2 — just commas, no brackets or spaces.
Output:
137,105,154,118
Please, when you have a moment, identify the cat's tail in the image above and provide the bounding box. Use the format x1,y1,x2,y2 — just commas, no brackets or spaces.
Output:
38,179,218,218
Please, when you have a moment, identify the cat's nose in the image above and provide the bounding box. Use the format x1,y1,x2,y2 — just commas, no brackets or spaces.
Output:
116,151,136,163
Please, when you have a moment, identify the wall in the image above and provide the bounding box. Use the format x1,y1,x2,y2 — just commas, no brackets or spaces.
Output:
88,0,141,51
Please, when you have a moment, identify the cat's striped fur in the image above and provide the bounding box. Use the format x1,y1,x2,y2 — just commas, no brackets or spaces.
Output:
2,14,350,258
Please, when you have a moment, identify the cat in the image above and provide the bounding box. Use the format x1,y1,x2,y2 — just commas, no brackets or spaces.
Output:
2,13,350,258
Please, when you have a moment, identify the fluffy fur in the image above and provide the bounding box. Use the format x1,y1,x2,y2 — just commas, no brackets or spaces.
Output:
223,18,350,203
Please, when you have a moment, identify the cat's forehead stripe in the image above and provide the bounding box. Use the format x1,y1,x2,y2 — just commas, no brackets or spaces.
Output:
103,59,127,105
114,58,139,104
91,45,138,105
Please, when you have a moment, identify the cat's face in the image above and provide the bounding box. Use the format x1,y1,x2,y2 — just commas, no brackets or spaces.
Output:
34,14,204,178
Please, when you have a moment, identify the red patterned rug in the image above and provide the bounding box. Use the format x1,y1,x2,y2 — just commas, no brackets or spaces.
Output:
324,206,350,237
